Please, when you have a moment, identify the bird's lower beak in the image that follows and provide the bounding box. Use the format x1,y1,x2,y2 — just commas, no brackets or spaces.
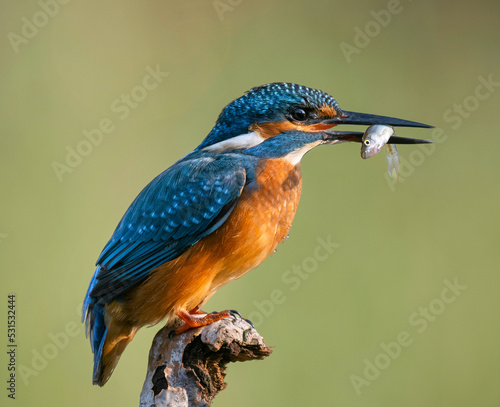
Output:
323,131,433,145
321,110,433,144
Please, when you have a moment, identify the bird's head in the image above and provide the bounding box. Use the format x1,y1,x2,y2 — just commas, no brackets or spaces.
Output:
198,82,431,162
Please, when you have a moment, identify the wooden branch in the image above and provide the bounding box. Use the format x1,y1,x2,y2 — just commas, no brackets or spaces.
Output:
139,317,272,407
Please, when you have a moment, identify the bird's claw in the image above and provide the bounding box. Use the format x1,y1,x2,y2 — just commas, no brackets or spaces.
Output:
228,309,254,327
229,309,243,319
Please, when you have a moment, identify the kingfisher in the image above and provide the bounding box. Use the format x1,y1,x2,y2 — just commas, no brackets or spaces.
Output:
83,82,432,386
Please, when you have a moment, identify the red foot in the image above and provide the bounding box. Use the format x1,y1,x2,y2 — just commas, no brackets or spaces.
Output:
188,306,205,315
175,309,232,335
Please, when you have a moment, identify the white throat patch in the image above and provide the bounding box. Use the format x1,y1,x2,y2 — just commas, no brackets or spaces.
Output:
202,131,264,153
283,141,322,165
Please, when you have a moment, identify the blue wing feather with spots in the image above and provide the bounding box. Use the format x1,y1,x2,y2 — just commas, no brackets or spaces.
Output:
88,154,247,302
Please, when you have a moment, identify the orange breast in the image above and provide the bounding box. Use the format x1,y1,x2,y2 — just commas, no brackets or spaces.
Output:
118,159,302,326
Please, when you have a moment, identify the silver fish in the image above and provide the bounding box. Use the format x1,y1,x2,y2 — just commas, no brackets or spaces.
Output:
360,124,395,159
361,124,400,180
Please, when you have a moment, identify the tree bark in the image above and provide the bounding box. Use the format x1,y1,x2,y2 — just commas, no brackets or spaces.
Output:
139,317,272,407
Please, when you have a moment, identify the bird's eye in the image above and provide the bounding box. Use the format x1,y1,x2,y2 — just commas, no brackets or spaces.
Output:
364,140,371,146
291,108,308,122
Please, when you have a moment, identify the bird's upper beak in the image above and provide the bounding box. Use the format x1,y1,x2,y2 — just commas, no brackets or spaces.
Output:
322,110,433,144
323,110,432,128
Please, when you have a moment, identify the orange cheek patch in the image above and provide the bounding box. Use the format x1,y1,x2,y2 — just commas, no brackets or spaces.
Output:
318,104,338,117
250,122,296,138
250,121,335,138
307,123,336,130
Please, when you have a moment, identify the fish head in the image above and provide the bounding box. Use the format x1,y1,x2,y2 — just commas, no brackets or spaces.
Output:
360,125,395,159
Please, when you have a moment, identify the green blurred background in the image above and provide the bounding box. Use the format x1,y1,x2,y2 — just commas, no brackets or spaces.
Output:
1,0,499,406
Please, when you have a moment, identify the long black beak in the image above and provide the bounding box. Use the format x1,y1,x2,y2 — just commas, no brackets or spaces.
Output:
324,110,433,128
322,110,433,144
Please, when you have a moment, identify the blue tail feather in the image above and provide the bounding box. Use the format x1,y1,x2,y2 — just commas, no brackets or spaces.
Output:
90,302,107,383
85,301,107,384
83,266,108,384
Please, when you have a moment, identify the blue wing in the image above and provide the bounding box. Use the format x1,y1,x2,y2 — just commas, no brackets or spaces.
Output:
88,153,247,302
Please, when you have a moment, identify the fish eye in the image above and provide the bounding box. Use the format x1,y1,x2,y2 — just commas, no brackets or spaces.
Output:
364,140,371,146
290,108,308,122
